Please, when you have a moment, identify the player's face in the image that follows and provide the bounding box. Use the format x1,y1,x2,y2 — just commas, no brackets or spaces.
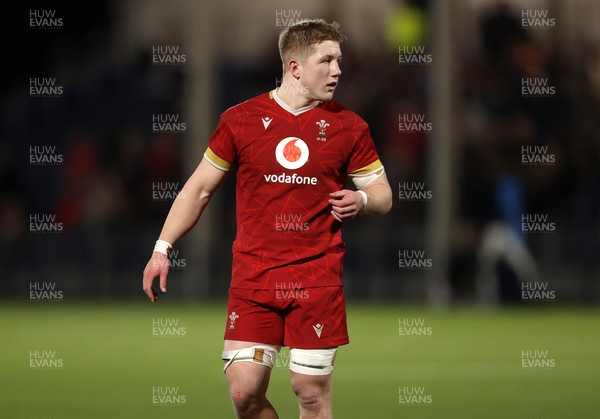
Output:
299,41,342,102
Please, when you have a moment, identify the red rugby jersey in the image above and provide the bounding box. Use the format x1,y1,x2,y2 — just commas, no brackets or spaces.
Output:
205,90,383,289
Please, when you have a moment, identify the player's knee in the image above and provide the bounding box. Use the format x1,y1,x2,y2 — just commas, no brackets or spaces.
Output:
292,381,320,404
225,366,269,414
292,380,329,413
291,372,330,396
228,385,263,414
289,348,335,412
223,346,278,415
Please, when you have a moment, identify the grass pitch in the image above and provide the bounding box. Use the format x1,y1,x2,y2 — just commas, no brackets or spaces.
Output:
1,301,599,418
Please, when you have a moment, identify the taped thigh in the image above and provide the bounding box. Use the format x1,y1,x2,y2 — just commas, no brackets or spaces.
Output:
221,345,278,374
289,348,337,376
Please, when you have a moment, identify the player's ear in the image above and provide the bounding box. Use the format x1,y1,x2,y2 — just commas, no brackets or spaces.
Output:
288,59,301,79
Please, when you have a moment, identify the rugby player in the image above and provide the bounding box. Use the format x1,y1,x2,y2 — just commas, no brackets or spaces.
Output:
143,19,392,419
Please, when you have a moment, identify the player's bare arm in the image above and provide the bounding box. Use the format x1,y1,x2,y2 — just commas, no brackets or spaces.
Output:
329,174,392,222
142,158,228,301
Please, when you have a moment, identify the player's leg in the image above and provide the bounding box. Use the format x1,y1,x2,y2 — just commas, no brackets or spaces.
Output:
222,288,285,419
223,340,280,419
284,286,349,418
289,349,336,418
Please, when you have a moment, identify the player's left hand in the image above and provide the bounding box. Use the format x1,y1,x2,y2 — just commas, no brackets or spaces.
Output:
329,189,363,222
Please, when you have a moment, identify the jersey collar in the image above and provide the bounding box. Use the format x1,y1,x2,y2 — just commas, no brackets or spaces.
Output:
271,89,320,116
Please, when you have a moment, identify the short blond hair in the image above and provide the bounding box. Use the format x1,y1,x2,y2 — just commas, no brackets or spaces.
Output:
278,19,346,72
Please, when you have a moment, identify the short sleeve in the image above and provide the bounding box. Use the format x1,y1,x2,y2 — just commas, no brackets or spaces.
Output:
204,112,237,171
347,114,384,176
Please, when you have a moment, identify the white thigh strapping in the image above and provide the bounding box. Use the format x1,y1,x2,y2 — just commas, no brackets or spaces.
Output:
221,345,278,374
289,348,337,376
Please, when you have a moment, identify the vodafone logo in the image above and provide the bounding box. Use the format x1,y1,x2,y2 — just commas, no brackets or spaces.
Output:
265,137,316,185
275,137,309,170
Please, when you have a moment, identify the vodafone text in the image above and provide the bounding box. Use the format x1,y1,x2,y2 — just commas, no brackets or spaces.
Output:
264,173,317,185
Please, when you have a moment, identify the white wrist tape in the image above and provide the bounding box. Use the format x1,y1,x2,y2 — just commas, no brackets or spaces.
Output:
153,240,172,256
357,190,368,210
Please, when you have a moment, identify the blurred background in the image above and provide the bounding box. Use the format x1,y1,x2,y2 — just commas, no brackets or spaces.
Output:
2,0,600,304
3,1,600,418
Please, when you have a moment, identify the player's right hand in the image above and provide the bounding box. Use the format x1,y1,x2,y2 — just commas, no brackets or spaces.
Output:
142,252,170,302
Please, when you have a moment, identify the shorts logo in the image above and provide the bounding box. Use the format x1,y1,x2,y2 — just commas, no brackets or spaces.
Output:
312,323,324,338
228,312,239,330
275,137,309,170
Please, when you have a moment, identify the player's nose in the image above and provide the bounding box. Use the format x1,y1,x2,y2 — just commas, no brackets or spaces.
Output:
331,60,342,77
